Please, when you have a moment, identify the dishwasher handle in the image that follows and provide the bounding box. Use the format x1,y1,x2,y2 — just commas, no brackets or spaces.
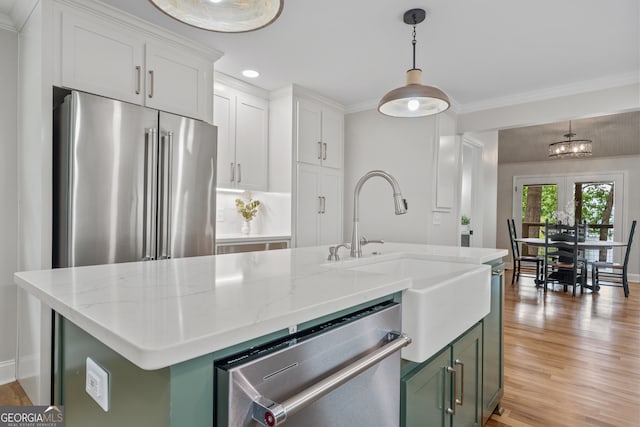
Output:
252,332,412,426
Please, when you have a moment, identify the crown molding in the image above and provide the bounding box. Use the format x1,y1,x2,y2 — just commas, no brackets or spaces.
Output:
214,71,269,99
458,72,640,114
0,12,15,31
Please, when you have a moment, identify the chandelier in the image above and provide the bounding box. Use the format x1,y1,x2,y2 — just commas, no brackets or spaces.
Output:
548,121,592,159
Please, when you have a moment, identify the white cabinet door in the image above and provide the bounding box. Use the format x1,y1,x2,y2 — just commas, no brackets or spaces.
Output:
145,43,211,121
235,93,269,191
213,92,235,189
319,168,342,245
320,108,343,169
60,10,144,105
296,98,322,166
296,165,321,247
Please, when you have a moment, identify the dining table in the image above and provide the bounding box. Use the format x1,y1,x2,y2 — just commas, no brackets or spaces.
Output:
513,237,628,292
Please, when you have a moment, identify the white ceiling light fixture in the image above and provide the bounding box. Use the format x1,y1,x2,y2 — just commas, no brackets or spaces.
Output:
378,8,450,118
148,0,284,33
242,69,260,78
548,121,593,159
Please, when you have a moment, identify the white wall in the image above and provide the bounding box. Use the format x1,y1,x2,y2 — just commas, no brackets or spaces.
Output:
343,109,461,246
469,131,499,249
497,155,640,279
0,27,18,385
216,191,291,236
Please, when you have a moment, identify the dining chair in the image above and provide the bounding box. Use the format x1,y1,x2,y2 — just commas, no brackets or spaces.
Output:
542,220,587,296
591,220,636,297
507,219,543,285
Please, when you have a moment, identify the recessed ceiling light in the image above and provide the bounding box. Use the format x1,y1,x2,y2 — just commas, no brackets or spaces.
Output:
242,69,260,78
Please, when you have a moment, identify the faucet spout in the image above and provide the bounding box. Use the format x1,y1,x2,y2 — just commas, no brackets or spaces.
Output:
350,170,407,258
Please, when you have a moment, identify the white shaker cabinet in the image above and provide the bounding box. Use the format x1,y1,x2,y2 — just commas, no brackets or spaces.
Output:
56,2,216,122
297,98,343,170
214,88,269,191
296,164,342,247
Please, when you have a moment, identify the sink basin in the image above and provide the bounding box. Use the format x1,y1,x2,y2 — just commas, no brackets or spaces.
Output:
348,256,491,362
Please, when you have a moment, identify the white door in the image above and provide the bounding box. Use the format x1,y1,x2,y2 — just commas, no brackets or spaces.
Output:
319,169,342,245
460,139,483,247
145,43,210,121
60,10,144,105
213,92,235,189
235,93,269,191
296,98,322,166
296,165,321,247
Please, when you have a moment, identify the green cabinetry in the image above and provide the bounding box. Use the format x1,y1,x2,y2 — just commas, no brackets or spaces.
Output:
482,266,504,423
402,322,483,427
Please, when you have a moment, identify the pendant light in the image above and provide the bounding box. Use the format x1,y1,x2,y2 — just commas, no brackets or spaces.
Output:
149,0,284,33
378,9,450,118
548,121,593,159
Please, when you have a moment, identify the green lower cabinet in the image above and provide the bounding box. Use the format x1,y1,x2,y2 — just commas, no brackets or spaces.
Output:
482,269,504,424
402,322,483,427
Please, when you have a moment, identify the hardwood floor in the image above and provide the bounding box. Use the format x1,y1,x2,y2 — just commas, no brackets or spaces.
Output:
0,381,31,406
487,270,640,427
1,270,638,427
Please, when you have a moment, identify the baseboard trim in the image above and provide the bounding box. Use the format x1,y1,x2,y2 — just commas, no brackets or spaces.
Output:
629,273,639,283
0,359,16,385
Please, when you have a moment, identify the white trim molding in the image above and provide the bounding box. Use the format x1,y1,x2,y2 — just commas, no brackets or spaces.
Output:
0,359,15,385
0,12,14,31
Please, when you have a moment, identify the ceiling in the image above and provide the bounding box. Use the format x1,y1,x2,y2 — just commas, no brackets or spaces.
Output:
19,0,635,112
498,111,640,163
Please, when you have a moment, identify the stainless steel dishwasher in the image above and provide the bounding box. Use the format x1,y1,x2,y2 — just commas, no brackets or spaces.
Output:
214,301,411,426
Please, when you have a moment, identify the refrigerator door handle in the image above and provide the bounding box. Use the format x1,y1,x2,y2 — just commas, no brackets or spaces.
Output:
143,128,158,261
158,131,174,260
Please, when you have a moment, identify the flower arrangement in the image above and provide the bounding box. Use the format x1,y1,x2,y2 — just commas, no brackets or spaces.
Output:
235,197,261,222
552,201,575,225
461,215,471,226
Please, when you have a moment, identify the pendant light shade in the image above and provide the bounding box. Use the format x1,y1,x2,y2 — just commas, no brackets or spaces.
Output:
378,9,450,118
548,121,593,159
149,0,284,33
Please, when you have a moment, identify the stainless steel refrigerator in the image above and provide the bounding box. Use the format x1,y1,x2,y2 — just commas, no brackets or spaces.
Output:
53,90,217,267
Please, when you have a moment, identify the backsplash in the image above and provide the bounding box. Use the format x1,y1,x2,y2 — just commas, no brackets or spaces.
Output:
216,191,291,236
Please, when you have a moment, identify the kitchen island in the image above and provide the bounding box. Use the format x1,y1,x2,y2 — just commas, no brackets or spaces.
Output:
14,243,506,426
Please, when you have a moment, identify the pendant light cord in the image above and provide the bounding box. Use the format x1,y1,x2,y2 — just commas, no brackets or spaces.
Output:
411,24,417,69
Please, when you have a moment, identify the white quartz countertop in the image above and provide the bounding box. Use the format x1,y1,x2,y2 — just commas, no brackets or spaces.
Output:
14,243,506,370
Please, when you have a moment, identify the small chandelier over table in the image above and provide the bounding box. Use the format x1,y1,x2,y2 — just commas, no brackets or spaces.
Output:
548,121,592,159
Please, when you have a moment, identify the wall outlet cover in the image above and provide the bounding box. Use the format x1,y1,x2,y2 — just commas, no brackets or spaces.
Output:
86,357,110,412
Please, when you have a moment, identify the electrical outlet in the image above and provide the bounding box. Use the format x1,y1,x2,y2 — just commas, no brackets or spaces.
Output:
216,209,224,222
86,357,110,411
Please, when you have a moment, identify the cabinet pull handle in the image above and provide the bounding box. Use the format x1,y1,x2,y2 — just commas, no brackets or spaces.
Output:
320,196,326,214
230,162,235,182
446,366,457,415
317,141,322,160
135,66,141,95
148,70,154,98
322,142,327,160
237,163,242,183
455,359,464,406
318,196,323,214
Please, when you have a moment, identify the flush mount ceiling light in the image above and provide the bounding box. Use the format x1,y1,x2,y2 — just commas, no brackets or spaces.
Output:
378,8,450,118
148,0,284,33
548,121,593,159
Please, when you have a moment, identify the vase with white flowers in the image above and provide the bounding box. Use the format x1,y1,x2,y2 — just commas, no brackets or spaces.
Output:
235,197,261,234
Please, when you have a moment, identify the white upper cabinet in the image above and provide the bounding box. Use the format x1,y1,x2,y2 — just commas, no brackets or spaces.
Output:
296,98,343,169
55,1,218,122
214,86,269,191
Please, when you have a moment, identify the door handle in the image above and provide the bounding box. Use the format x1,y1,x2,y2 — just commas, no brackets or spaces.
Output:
148,70,154,98
237,163,242,183
322,142,327,161
321,196,326,214
143,128,158,261
317,196,323,214
135,66,141,95
317,141,322,160
446,365,457,415
455,359,464,406
159,131,173,260
251,333,411,426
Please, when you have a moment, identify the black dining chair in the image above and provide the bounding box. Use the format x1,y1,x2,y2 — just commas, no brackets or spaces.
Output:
542,220,587,296
507,219,543,285
591,220,636,298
